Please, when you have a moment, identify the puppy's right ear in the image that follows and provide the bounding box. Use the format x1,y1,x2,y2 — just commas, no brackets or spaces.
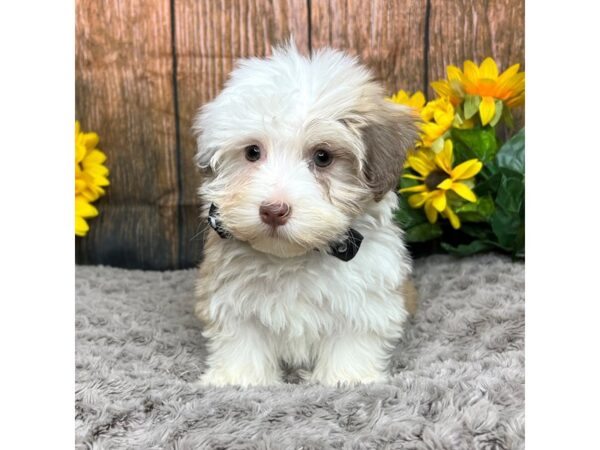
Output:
361,101,420,201
192,106,218,172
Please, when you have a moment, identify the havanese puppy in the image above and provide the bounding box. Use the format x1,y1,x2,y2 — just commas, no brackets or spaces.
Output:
193,43,419,387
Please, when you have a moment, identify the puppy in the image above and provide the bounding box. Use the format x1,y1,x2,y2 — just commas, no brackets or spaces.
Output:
193,43,419,387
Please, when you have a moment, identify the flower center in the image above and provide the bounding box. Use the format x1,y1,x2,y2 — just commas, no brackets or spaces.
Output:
425,170,449,190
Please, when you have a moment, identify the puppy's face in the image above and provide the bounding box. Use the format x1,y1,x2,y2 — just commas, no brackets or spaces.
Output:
195,45,418,258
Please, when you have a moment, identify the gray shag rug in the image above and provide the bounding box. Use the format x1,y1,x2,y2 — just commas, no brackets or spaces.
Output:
75,254,524,449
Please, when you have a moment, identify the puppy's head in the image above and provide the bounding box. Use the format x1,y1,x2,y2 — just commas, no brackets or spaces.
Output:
194,43,418,258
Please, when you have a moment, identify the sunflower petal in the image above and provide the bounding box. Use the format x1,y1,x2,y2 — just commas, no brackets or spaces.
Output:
424,200,438,224
75,216,90,236
479,96,496,125
76,143,86,163
81,132,100,150
408,192,431,208
84,150,107,165
92,175,110,187
407,155,436,177
437,178,453,190
81,189,101,202
75,196,99,218
431,80,450,98
75,179,87,194
443,206,461,229
392,90,409,102
421,123,445,146
497,63,520,84
431,191,447,212
505,90,525,107
399,184,428,194
505,71,525,88
84,165,110,178
451,159,483,180
479,57,499,80
506,93,525,107
435,140,454,174
402,173,425,180
446,65,462,81
411,91,426,108
450,182,477,202
463,60,480,83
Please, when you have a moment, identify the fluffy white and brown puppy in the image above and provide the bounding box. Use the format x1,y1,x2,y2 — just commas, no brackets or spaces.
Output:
193,43,419,387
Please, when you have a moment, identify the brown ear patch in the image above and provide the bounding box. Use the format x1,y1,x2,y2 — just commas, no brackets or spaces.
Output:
361,102,420,201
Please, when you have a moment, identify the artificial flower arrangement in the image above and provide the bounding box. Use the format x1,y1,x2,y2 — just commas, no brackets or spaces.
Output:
75,121,109,236
390,58,525,258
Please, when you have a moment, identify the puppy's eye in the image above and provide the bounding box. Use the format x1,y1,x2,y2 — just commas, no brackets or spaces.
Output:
245,145,261,162
313,149,333,168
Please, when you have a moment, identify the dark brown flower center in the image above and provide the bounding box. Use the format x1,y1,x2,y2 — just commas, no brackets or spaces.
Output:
425,170,449,190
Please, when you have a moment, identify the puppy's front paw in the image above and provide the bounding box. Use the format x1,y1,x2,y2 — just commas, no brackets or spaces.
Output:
310,334,392,386
198,367,282,387
309,368,389,387
198,321,282,387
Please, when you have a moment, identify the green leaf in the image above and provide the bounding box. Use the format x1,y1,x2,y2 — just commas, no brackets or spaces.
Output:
460,223,496,241
495,176,525,217
490,208,524,252
451,127,499,163
464,94,481,119
452,113,465,128
404,222,443,243
453,104,465,128
501,104,515,129
497,167,523,179
455,195,495,222
395,194,427,229
496,128,525,174
489,100,504,127
441,240,495,256
474,168,502,192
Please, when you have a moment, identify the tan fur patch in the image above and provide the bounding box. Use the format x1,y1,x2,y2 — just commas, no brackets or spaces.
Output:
194,231,223,334
399,277,419,315
361,102,421,201
309,150,367,217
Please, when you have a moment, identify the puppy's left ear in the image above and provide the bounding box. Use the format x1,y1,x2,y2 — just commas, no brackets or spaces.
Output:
361,102,420,201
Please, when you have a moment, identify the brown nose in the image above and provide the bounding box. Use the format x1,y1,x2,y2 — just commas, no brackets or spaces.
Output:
259,202,291,227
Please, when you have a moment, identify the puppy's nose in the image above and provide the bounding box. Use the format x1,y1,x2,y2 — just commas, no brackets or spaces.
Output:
259,202,291,227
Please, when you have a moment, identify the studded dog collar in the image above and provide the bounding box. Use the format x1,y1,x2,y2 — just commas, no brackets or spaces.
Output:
207,203,363,262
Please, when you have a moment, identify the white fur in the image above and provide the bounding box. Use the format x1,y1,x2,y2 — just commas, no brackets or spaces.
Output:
194,43,415,387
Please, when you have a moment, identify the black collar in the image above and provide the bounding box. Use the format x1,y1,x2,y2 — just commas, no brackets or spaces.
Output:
207,203,363,262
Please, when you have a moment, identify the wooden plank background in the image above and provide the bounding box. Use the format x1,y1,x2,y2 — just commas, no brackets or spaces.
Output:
75,0,525,270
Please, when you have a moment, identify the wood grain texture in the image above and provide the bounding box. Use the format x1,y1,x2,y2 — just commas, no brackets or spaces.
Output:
427,0,525,126
174,0,309,268
310,0,429,96
74,0,525,270
75,0,179,269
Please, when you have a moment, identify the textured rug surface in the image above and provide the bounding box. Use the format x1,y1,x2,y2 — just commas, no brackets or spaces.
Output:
75,254,524,449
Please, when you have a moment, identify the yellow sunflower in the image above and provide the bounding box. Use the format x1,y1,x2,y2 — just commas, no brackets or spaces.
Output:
431,57,525,125
420,97,455,148
75,196,99,237
387,89,426,113
75,121,109,236
399,140,482,229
